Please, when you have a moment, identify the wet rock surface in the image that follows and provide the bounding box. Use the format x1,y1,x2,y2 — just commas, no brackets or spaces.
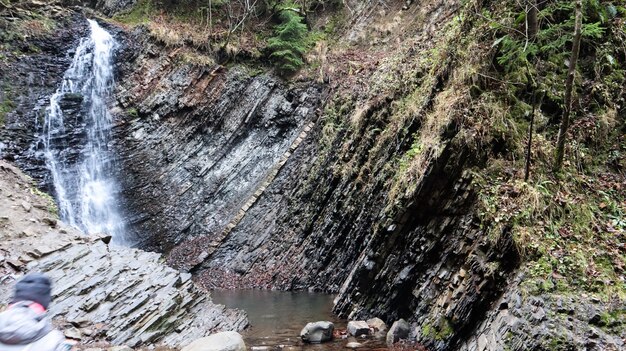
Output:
300,321,334,343
0,7,89,190
0,160,247,349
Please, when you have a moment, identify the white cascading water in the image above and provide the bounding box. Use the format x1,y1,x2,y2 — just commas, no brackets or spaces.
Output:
41,20,126,243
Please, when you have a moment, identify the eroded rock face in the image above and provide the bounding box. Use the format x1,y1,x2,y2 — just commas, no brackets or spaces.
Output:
0,10,89,190
0,160,247,349
110,28,321,251
457,279,626,351
99,2,521,350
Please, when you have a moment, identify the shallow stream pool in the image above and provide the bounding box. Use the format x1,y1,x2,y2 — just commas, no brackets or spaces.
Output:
210,290,387,351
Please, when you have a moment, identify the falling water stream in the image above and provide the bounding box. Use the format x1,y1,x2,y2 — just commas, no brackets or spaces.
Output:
41,20,126,243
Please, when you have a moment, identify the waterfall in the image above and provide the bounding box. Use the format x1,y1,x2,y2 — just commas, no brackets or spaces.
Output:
41,20,127,243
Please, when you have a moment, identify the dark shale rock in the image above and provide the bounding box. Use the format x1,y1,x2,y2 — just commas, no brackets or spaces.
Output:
0,11,89,192
110,28,321,250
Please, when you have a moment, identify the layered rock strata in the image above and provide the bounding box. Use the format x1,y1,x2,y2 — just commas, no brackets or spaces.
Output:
110,30,321,250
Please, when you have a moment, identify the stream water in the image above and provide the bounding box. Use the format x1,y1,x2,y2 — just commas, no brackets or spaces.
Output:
40,20,127,243
211,290,387,351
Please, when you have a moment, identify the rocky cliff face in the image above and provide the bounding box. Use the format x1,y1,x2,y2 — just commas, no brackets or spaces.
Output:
0,4,88,189
109,27,321,250
2,0,624,350
105,0,625,349
105,1,526,349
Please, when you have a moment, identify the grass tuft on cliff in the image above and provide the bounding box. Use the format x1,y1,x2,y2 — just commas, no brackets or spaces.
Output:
111,0,334,74
311,0,625,301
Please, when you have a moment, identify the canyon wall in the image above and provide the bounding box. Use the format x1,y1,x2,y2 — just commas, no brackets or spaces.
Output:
2,1,624,350
107,1,526,349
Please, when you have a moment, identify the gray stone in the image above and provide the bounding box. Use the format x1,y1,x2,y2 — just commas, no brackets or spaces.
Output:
300,321,334,343
108,347,133,351
530,307,546,323
41,217,57,228
21,201,32,212
386,319,410,345
346,342,364,349
64,327,82,340
347,321,370,337
182,331,246,351
366,317,387,332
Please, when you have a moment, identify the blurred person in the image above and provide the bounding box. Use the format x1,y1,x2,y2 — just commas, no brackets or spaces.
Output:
0,273,72,351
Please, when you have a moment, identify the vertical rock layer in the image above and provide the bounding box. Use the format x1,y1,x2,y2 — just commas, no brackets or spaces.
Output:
111,29,321,250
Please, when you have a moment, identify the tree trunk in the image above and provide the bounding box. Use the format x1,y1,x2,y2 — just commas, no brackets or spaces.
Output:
525,88,536,182
523,0,539,181
527,0,538,39
554,0,582,173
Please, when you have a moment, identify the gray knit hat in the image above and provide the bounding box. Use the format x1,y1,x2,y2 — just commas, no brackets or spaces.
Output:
11,273,52,309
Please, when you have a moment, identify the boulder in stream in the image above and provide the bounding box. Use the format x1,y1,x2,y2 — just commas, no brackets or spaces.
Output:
182,331,246,351
347,321,370,337
366,317,387,332
386,319,410,345
300,321,334,343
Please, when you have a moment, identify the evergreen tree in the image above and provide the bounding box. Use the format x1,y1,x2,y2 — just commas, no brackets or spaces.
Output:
266,9,308,74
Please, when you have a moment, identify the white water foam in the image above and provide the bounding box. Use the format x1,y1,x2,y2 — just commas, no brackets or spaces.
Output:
41,20,127,244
